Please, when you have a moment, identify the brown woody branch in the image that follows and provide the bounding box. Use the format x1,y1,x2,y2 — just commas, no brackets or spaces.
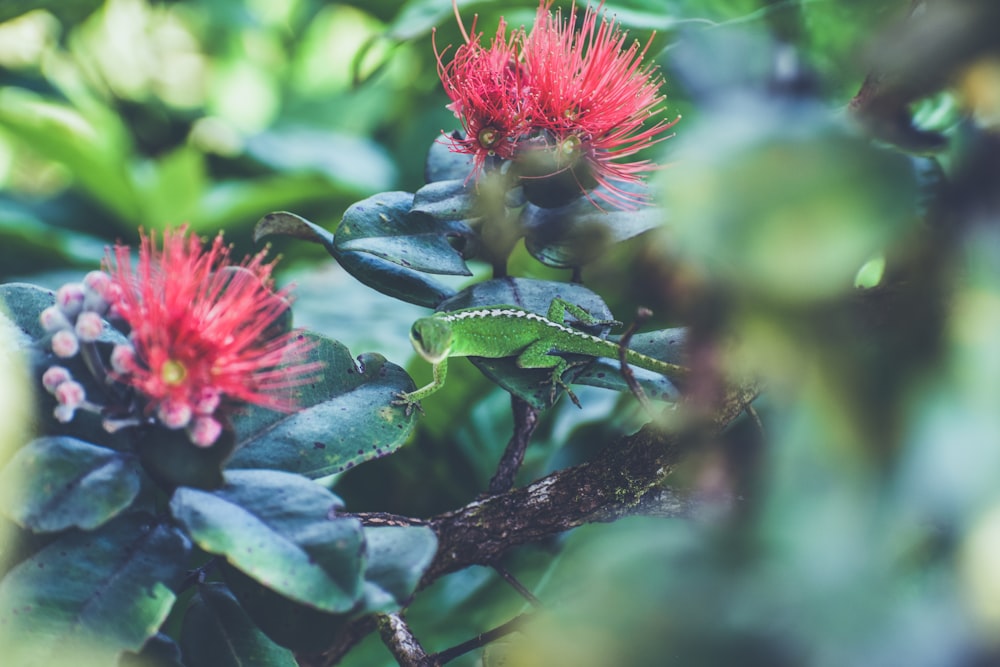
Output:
299,380,759,667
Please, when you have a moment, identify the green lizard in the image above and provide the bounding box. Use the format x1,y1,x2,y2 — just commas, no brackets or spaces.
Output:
394,298,687,411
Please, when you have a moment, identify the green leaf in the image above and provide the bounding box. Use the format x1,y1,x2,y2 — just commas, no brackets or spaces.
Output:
169,469,365,614
180,582,296,667
229,333,417,477
219,563,354,654
136,425,237,492
0,87,138,223
362,525,438,609
337,190,475,276
424,136,475,183
119,633,185,667
0,514,190,667
255,208,459,308
0,436,142,533
0,282,57,343
573,329,686,402
219,525,437,653
437,278,615,409
521,192,664,268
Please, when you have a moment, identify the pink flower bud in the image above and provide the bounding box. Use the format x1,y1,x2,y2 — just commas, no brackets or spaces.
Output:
188,416,223,447
110,344,136,374
83,270,112,298
157,399,192,429
75,311,105,343
53,404,76,423
41,366,72,393
39,306,72,332
194,386,221,414
56,283,86,317
51,329,80,358
54,380,86,409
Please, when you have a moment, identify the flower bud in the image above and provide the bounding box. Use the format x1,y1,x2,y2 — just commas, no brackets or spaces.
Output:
157,399,192,429
110,344,136,374
41,366,72,393
194,386,221,414
53,404,76,423
83,270,113,299
51,329,80,358
75,311,105,343
39,306,72,333
55,283,86,317
188,415,223,447
54,380,86,409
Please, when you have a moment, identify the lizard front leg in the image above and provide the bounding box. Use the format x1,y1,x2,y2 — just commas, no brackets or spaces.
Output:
515,340,582,407
393,357,449,415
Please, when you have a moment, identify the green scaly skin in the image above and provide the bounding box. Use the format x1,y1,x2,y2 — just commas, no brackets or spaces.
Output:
394,298,687,412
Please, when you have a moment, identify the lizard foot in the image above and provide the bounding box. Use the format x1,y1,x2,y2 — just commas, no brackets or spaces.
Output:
391,393,424,417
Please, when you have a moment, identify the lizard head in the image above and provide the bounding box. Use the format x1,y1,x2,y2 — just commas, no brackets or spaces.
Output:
409,317,453,364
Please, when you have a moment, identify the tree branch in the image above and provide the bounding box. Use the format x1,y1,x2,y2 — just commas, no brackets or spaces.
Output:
488,396,539,494
377,613,438,667
302,380,760,666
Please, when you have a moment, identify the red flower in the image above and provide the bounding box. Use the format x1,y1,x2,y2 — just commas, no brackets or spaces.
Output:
105,227,320,444
435,15,530,174
523,1,677,208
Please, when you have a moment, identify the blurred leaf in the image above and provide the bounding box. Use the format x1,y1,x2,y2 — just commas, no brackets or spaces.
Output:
0,513,190,667
0,436,142,533
169,469,365,614
131,145,206,229
436,278,615,409
362,525,437,608
0,282,56,343
220,563,355,654
0,199,108,278
196,175,339,234
119,633,185,667
245,128,397,194
136,425,236,492
0,0,103,27
521,190,664,268
180,582,296,667
667,106,918,303
229,333,417,477
0,87,138,221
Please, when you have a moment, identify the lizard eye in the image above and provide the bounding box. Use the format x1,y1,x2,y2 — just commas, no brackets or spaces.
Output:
411,327,423,344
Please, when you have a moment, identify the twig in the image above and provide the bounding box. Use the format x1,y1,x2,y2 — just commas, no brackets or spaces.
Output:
492,564,542,606
377,613,438,667
488,396,540,494
618,307,654,415
430,613,533,665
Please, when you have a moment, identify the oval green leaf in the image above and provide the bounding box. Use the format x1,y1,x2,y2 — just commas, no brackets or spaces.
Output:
180,582,297,667
169,469,364,614
0,513,190,667
229,333,417,477
0,436,142,533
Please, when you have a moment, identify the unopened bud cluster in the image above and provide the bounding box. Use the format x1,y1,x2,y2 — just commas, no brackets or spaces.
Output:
38,271,120,423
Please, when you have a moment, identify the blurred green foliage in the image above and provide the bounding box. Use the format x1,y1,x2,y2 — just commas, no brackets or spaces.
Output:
4,0,1000,666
